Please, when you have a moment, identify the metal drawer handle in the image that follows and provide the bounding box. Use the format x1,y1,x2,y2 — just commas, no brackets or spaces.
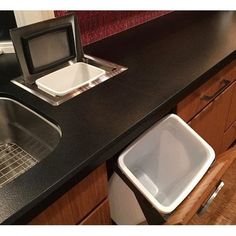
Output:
201,79,231,101
197,180,224,215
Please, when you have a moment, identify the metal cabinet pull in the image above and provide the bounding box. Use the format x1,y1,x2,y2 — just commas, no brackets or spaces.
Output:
201,79,231,101
197,180,224,215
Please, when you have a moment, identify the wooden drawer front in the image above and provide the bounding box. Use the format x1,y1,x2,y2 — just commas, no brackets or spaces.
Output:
225,82,236,130
222,121,236,152
80,198,111,225
188,83,233,155
177,61,236,123
30,164,108,225
166,146,236,225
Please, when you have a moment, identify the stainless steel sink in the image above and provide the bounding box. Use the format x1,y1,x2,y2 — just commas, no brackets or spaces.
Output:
0,97,62,188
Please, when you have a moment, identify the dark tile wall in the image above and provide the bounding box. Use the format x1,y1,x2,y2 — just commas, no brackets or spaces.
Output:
55,11,171,45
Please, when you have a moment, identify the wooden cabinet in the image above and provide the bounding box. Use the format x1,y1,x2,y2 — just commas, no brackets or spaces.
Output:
177,60,236,123
188,83,234,155
222,120,236,151
30,164,111,225
174,61,236,224
80,199,111,225
177,60,236,156
166,145,236,225
225,83,236,130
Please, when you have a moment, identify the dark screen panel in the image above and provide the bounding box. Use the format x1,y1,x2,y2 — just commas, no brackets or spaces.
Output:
22,25,76,74
28,30,71,68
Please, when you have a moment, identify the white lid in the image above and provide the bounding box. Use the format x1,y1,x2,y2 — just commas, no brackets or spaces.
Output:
36,62,105,96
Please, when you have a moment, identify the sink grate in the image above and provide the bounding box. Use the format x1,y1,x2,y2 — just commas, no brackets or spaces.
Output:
0,143,38,188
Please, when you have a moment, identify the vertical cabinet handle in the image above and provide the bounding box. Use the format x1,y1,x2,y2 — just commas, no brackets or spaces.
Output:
201,80,231,101
197,181,224,215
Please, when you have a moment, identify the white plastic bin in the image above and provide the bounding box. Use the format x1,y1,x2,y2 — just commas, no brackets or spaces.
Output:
109,114,215,225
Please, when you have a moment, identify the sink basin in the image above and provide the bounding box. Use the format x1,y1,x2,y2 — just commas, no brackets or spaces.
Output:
109,114,215,224
0,97,61,188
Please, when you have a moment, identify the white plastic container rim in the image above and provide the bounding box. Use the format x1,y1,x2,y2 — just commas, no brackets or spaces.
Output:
36,62,106,96
118,114,215,214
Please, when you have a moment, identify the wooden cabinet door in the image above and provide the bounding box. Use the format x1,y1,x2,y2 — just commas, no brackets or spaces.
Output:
222,120,236,151
80,199,111,225
177,60,236,123
30,164,109,225
166,145,236,225
188,83,234,155
225,82,236,130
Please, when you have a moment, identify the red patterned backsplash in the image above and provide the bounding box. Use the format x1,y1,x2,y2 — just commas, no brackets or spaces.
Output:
55,11,171,45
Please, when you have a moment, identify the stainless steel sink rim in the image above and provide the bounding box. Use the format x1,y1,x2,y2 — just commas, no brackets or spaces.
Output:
0,97,62,188
11,55,128,106
0,97,62,137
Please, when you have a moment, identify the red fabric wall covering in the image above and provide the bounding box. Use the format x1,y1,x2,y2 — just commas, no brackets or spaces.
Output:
55,11,171,45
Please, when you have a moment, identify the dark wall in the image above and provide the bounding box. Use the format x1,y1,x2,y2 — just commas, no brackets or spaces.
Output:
55,11,171,45
0,11,17,41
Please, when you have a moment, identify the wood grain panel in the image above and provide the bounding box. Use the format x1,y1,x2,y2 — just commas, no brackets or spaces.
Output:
30,164,108,225
188,83,234,155
222,121,236,152
225,82,236,130
166,145,236,225
177,60,236,123
189,157,236,225
80,198,111,225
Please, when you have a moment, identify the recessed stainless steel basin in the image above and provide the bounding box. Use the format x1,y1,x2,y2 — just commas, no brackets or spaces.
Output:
0,97,62,188
12,55,127,106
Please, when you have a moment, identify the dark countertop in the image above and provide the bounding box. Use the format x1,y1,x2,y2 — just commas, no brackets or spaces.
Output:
0,11,236,224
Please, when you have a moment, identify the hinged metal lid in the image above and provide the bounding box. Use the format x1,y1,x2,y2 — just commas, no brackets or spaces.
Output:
10,14,84,84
